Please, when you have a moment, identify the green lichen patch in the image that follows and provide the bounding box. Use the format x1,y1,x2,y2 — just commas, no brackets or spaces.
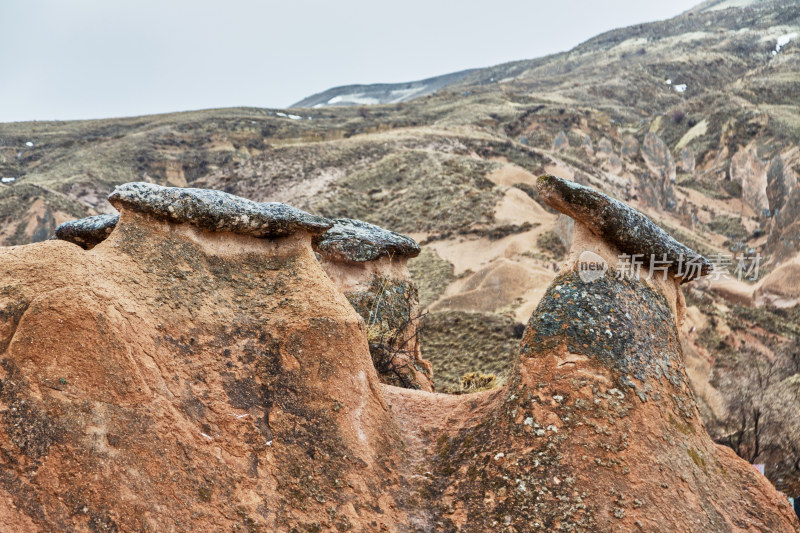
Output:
522,271,685,398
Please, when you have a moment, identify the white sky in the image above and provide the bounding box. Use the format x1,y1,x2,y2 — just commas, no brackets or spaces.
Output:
0,0,703,123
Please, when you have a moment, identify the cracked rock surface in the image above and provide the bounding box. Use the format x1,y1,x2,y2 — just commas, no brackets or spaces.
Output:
537,174,712,282
313,217,420,263
109,181,332,238
54,213,119,249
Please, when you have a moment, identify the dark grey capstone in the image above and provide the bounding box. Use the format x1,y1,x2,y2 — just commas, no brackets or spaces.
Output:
313,218,420,263
108,182,332,238
537,174,711,282
55,213,119,249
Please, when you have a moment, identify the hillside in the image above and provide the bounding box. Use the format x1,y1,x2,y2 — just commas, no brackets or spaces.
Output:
1,0,800,500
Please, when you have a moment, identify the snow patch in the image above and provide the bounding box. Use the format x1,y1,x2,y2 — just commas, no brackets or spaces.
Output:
674,84,687,93
275,112,302,120
25,141,33,147
773,32,797,55
1,177,15,184
665,79,672,85
327,93,380,105
705,0,759,12
387,86,426,102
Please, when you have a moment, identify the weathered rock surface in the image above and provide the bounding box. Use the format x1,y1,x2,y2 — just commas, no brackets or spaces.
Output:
537,174,712,281
642,132,676,183
312,217,420,263
678,146,695,174
767,155,797,217
640,132,678,210
731,146,769,215
621,134,638,157
0,183,796,532
0,197,409,531
314,218,432,391
109,181,333,237
552,131,569,152
54,213,119,249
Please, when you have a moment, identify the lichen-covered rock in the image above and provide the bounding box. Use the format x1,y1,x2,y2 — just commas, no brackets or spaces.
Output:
537,174,712,281
54,213,119,249
109,181,333,238
312,217,420,263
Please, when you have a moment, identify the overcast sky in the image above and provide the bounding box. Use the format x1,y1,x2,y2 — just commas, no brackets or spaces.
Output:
0,0,703,123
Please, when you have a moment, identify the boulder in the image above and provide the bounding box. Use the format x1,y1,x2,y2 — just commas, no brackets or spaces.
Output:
109,181,333,238
642,132,675,180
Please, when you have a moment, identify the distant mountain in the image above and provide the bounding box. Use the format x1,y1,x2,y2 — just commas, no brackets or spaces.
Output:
291,68,478,108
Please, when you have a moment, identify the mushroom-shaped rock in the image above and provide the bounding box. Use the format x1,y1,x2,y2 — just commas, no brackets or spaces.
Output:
537,174,712,282
109,181,332,238
313,218,432,391
383,175,799,532
0,185,410,531
54,213,119,249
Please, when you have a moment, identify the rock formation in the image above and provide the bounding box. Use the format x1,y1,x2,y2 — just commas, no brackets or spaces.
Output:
731,146,769,216
313,218,433,391
677,146,695,175
621,135,638,158
552,131,569,153
640,132,678,210
54,213,119,249
0,184,409,531
755,255,800,309
1,180,797,531
392,176,796,531
767,155,798,218
536,174,711,281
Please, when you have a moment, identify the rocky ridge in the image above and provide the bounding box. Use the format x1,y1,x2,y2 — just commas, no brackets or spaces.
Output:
0,182,797,531
1,0,800,503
